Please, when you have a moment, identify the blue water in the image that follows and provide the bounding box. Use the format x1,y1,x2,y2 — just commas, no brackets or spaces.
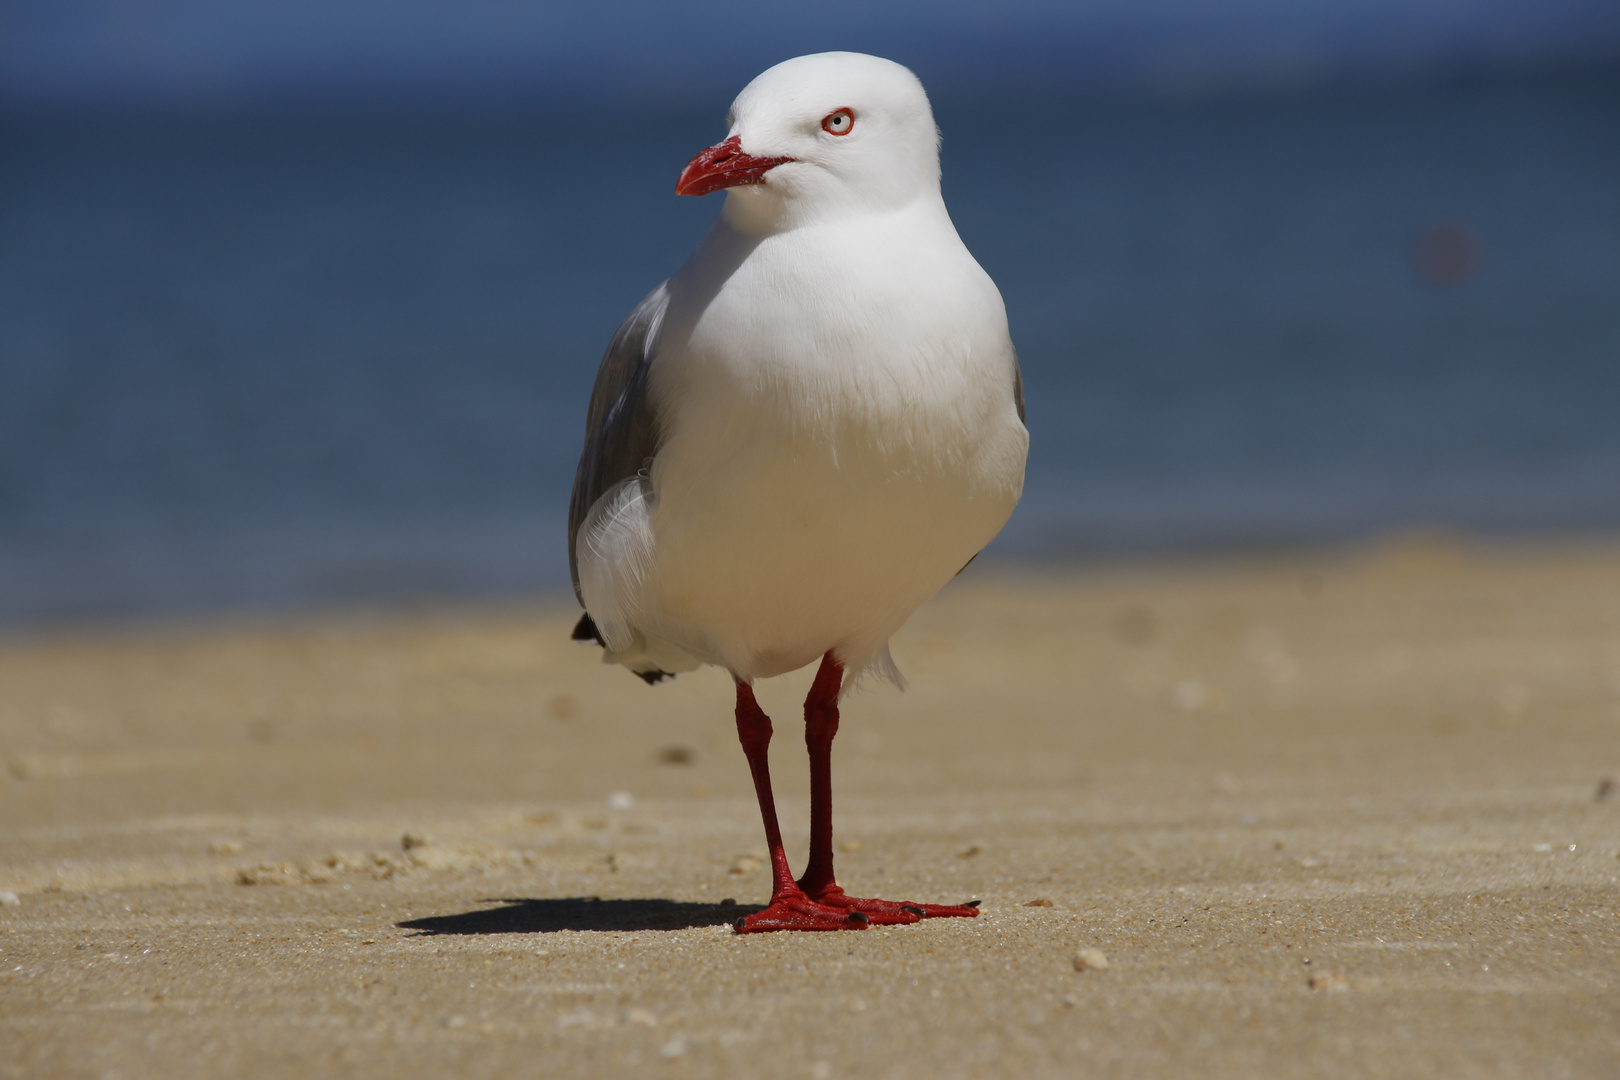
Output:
2,70,1617,623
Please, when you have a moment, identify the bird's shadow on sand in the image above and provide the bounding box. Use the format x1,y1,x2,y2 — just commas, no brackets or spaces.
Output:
398,896,760,936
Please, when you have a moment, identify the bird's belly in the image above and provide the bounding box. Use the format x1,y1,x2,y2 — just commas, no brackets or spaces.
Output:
637,415,1023,679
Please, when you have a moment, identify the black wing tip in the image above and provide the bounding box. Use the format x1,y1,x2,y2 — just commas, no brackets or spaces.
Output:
573,615,673,686
571,612,606,645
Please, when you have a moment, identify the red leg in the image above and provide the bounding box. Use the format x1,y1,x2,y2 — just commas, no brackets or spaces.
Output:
794,652,843,898
731,679,868,933
795,653,981,924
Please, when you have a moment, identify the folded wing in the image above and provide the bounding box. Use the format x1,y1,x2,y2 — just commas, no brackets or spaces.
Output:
568,284,669,602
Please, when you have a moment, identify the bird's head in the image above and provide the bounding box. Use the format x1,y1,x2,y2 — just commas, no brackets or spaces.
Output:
676,52,941,226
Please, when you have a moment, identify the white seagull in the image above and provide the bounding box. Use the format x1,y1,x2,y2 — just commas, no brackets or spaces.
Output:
569,52,1028,932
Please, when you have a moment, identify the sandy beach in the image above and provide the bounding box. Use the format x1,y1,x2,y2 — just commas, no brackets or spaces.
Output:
3,536,1618,1078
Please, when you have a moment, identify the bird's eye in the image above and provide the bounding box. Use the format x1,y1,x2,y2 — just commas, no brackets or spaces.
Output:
821,109,854,136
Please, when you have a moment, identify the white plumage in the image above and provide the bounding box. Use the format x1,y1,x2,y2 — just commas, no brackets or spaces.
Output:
573,52,1027,690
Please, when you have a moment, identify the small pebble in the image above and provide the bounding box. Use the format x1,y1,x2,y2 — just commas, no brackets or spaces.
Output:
1025,898,1054,907
237,862,299,886
1173,679,1208,711
1597,776,1616,801
655,745,695,766
659,1037,689,1059
958,844,981,858
1073,948,1110,971
1308,971,1350,992
607,791,635,810
838,839,863,853
729,855,762,875
207,840,245,856
0,891,19,908
401,832,430,851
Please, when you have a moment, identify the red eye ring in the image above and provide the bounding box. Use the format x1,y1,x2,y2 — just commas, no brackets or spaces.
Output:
821,108,855,136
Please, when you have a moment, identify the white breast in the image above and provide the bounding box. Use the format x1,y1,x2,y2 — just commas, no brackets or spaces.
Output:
580,199,1027,683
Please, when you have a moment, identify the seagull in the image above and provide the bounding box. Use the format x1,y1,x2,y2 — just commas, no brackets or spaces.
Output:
568,52,1027,932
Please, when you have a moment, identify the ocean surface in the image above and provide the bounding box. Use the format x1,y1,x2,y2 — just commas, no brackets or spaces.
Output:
2,69,1617,623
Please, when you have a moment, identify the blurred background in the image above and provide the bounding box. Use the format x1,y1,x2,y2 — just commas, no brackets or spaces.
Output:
1,0,1617,625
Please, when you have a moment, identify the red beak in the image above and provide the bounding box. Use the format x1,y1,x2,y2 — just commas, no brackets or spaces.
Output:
675,136,794,197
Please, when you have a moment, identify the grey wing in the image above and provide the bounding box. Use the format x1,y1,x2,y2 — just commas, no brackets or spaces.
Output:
568,283,670,603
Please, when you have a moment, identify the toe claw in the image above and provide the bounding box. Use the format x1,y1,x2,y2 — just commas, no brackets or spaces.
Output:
964,900,981,908
847,912,869,925
901,904,925,916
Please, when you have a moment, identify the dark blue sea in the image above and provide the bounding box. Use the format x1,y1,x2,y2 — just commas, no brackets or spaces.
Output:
2,69,1617,623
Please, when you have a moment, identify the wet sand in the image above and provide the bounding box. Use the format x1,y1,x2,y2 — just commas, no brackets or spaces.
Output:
3,537,1619,1078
